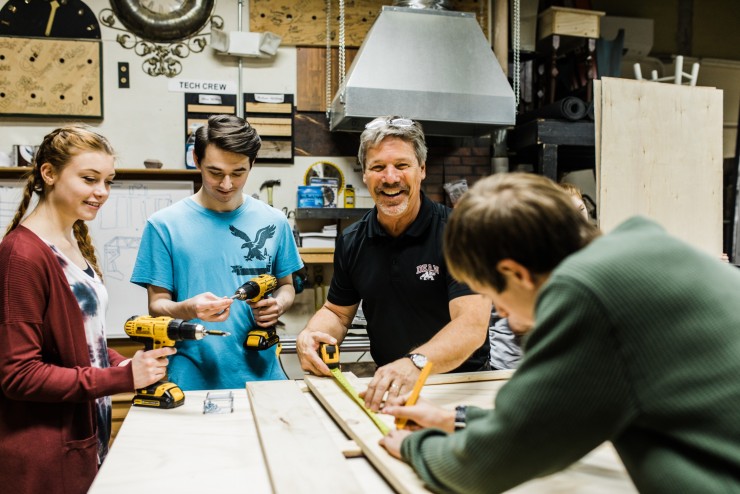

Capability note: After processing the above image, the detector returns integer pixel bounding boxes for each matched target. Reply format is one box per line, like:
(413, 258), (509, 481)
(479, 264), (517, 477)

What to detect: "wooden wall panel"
(250, 0), (489, 47)
(0, 36), (102, 117)
(297, 47), (358, 112)
(595, 78), (724, 255)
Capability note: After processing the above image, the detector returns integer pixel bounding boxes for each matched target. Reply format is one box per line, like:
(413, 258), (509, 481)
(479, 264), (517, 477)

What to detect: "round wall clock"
(0, 0), (101, 39)
(109, 0), (215, 43)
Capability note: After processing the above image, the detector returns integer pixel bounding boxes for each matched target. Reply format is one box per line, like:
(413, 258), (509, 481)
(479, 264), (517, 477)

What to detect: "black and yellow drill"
(230, 274), (280, 351)
(124, 315), (230, 409)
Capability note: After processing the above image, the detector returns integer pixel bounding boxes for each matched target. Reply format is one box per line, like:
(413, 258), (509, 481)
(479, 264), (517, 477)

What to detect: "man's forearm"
(304, 305), (351, 342)
(413, 295), (490, 373)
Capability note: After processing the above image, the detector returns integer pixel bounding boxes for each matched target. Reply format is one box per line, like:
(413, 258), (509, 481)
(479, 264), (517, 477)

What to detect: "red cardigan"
(0, 226), (134, 494)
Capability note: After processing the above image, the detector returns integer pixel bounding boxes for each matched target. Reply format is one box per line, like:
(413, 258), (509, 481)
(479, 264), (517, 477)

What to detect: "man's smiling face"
(362, 136), (426, 220)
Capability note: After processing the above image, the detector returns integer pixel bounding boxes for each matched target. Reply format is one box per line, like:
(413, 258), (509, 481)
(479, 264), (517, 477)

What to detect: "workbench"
(90, 373), (636, 493)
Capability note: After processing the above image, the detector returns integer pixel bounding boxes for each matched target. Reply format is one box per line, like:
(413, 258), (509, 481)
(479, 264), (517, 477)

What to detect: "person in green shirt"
(381, 172), (740, 493)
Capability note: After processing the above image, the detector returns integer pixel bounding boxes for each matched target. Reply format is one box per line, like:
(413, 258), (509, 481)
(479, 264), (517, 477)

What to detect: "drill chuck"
(231, 274), (278, 302)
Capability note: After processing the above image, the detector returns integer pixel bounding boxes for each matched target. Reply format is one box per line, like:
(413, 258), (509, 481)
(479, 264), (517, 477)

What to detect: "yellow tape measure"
(329, 367), (391, 435)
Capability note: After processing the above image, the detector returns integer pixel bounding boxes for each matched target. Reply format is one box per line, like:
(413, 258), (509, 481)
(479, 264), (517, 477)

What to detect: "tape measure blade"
(330, 368), (390, 435)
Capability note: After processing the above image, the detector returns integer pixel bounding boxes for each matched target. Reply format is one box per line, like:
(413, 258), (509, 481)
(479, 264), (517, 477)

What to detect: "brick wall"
(423, 136), (492, 205)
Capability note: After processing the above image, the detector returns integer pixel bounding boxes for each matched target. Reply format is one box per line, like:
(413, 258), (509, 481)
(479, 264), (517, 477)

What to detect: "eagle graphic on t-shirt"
(229, 224), (276, 261)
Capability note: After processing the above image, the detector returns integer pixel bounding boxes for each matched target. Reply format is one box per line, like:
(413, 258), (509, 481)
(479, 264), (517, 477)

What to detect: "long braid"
(73, 220), (103, 279)
(4, 170), (40, 237)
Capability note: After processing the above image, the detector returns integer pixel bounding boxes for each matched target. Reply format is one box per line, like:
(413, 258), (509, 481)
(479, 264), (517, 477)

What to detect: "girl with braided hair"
(0, 125), (175, 493)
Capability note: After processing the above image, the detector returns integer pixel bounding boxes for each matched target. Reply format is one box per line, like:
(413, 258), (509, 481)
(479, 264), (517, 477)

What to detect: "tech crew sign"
(168, 79), (236, 94)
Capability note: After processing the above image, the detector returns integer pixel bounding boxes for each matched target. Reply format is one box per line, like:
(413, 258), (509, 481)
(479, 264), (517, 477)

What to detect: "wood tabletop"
(90, 374), (636, 493)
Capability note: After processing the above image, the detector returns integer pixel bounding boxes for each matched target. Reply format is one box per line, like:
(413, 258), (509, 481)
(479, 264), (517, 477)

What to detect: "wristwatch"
(454, 405), (467, 431)
(405, 353), (428, 370)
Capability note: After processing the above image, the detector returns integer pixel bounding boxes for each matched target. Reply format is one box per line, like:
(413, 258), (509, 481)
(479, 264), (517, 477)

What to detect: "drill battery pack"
(133, 381), (185, 409)
(244, 329), (280, 351)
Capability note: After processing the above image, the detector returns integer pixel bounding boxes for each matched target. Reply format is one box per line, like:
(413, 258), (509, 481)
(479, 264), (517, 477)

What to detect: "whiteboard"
(0, 179), (194, 338)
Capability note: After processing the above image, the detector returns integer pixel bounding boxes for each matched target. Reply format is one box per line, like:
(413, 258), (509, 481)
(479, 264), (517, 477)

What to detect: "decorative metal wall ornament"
(99, 0), (223, 77)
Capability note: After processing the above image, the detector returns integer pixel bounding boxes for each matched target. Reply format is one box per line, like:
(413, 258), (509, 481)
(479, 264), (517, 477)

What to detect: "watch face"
(409, 353), (428, 369)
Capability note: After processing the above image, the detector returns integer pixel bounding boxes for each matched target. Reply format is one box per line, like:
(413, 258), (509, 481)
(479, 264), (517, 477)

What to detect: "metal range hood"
(330, 3), (515, 136)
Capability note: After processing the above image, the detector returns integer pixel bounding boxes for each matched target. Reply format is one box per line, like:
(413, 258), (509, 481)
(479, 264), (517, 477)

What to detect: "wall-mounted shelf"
(295, 208), (370, 220)
(0, 168), (201, 182)
(298, 247), (334, 264)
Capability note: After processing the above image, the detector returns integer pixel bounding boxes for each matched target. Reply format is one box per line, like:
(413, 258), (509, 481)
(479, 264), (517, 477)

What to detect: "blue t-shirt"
(131, 196), (303, 390)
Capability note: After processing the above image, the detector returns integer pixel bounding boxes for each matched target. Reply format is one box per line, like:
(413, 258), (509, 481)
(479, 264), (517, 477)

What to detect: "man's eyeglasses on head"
(365, 118), (415, 130)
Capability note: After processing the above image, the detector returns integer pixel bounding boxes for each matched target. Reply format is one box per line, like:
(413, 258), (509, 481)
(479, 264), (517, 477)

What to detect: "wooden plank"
(296, 47), (359, 112)
(311, 373), (634, 493)
(0, 36), (102, 117)
(246, 102), (292, 114)
(249, 117), (292, 125)
(247, 381), (363, 494)
(596, 78), (723, 255)
(186, 104), (235, 113)
(90, 390), (272, 493)
(252, 123), (292, 137)
(305, 375), (428, 494)
(259, 140), (293, 159)
(250, 0), (489, 48)
(425, 369), (514, 386)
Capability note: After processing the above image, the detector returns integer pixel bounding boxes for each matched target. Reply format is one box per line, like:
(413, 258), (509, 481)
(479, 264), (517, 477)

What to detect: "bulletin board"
(0, 36), (103, 118)
(0, 179), (193, 338)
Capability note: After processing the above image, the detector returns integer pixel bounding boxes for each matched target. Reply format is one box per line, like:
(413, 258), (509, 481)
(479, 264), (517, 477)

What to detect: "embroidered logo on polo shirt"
(416, 264), (439, 281)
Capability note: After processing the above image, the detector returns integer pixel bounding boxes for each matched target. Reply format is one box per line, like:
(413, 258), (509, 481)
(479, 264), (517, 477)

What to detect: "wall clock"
(109, 0), (215, 43)
(0, 0), (101, 39)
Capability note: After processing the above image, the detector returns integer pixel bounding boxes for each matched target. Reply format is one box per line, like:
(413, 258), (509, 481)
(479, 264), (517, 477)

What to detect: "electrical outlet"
(118, 62), (130, 89)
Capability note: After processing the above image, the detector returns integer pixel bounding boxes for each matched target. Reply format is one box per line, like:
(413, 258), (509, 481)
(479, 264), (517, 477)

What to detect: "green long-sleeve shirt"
(402, 217), (740, 493)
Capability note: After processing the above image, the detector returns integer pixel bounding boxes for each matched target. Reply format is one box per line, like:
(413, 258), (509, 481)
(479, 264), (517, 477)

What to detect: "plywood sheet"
(247, 381), (362, 494)
(595, 77), (723, 255)
(250, 0), (489, 47)
(0, 36), (102, 117)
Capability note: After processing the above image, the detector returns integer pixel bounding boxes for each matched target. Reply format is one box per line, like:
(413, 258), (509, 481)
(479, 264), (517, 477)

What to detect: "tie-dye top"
(45, 241), (113, 464)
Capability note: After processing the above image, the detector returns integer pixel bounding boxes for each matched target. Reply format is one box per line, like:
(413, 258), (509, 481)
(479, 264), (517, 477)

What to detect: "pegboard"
(0, 36), (102, 118)
(249, 0), (489, 47)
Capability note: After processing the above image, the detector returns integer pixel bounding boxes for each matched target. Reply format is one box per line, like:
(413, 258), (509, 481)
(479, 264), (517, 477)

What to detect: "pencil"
(395, 362), (433, 429)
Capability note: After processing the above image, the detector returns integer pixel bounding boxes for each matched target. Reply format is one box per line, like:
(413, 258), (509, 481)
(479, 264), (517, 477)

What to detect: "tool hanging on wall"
(259, 179), (281, 206)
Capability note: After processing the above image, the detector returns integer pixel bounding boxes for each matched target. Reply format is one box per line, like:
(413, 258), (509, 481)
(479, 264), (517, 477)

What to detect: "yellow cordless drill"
(230, 274), (280, 351)
(124, 315), (230, 409)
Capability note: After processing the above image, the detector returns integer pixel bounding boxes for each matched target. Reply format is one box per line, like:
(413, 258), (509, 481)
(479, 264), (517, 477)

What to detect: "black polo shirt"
(328, 195), (490, 371)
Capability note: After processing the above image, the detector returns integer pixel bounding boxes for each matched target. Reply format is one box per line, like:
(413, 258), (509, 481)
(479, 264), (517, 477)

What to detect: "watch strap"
(454, 405), (467, 431)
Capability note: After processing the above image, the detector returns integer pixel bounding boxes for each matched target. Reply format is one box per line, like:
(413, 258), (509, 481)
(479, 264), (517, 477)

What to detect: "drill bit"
(205, 330), (231, 337)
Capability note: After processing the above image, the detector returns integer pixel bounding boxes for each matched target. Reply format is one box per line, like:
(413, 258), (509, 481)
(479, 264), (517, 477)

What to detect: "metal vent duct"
(329, 5), (515, 136)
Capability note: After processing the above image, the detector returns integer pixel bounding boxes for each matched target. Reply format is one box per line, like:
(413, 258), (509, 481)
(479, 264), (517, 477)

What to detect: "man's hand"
(248, 297), (283, 327)
(360, 357), (419, 412)
(186, 292), (233, 322)
(130, 347), (177, 389)
(382, 397), (455, 433)
(296, 330), (337, 376)
(379, 429), (413, 459)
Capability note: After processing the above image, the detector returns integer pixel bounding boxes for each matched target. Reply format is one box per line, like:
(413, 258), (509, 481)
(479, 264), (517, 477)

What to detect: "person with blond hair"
(381, 172), (740, 493)
(0, 125), (174, 493)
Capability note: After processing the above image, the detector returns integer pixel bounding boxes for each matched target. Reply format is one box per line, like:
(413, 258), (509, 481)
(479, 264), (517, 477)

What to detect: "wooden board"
(0, 36), (102, 117)
(595, 78), (724, 255)
(308, 372), (635, 493)
(247, 381), (362, 494)
(305, 375), (429, 494)
(297, 46), (358, 112)
(89, 390), (272, 493)
(250, 0), (489, 47)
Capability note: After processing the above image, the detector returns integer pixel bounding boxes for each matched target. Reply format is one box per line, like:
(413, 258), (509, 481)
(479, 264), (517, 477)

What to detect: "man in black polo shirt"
(297, 116), (491, 411)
